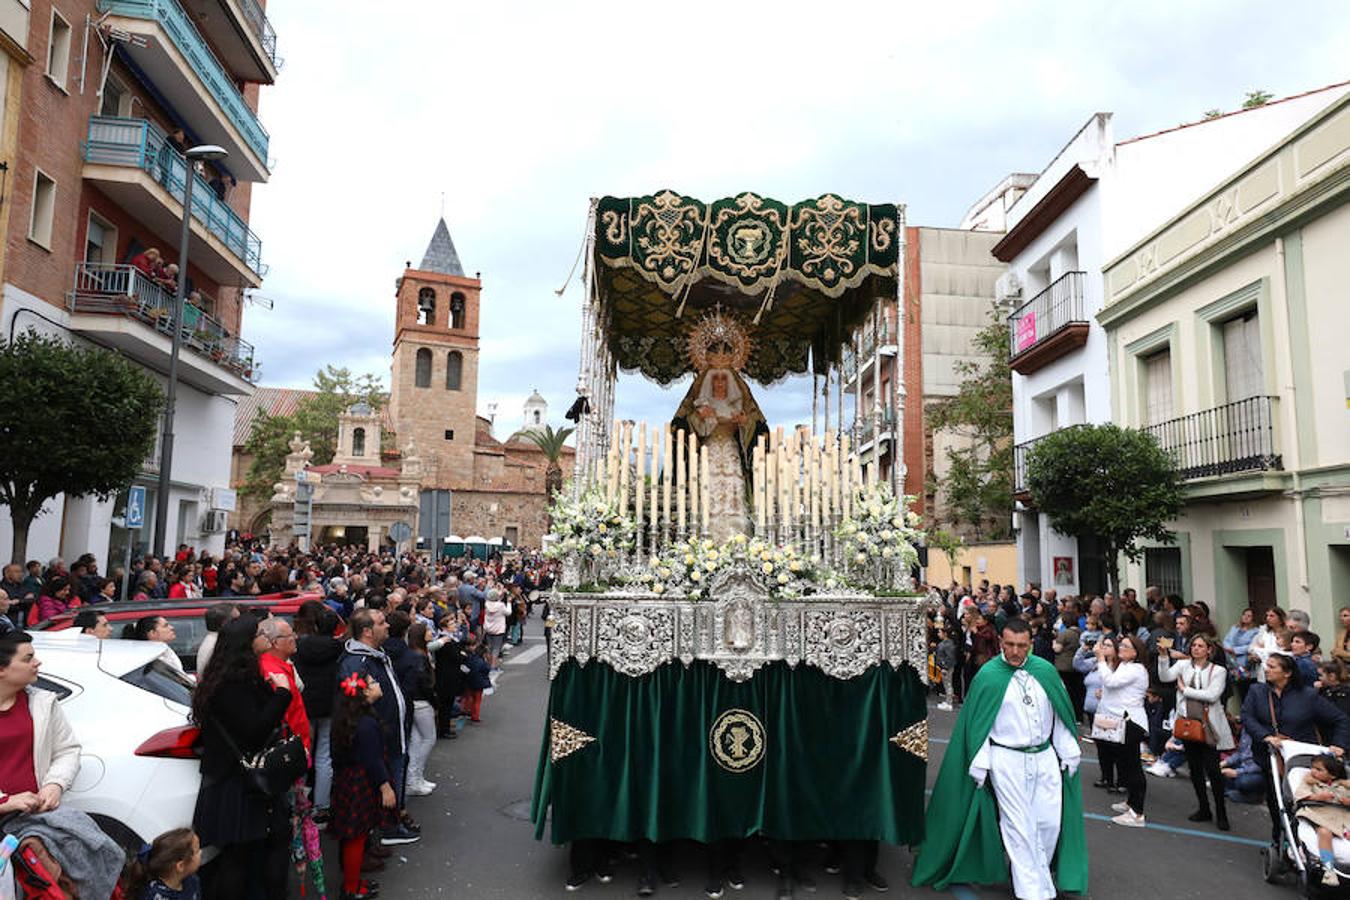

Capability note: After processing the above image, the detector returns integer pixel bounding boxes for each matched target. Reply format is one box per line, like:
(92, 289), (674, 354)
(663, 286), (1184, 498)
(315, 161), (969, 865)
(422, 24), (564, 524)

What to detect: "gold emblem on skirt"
(550, 718), (596, 763)
(709, 708), (765, 773)
(889, 719), (928, 761)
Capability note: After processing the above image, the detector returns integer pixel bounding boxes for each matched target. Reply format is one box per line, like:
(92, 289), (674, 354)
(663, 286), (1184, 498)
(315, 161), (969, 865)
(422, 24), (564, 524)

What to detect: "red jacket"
(259, 654), (311, 755)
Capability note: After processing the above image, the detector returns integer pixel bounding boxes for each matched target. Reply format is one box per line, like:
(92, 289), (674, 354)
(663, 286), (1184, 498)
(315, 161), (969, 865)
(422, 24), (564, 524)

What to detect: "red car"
(34, 591), (328, 672)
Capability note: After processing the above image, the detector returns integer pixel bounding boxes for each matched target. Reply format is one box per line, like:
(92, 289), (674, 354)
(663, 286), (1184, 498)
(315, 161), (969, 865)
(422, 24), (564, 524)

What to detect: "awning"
(594, 191), (900, 385)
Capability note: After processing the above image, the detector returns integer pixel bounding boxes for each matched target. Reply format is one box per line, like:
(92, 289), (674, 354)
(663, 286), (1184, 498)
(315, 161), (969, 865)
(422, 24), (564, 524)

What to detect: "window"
(1222, 312), (1262, 403)
(29, 169), (56, 249)
(533, 410), (541, 424)
(85, 213), (116, 264)
(1144, 350), (1173, 426)
(450, 293), (465, 329)
(352, 427), (366, 457)
(444, 429), (455, 441)
(414, 348), (431, 388)
(418, 287), (436, 325)
(46, 9), (72, 89)
(446, 350), (462, 391)
(100, 75), (129, 117)
(1145, 546), (1183, 597)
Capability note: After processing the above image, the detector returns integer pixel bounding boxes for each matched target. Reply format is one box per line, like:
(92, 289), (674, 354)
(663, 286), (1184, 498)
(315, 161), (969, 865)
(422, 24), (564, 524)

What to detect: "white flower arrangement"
(834, 483), (924, 580)
(630, 533), (842, 600)
(544, 482), (637, 563)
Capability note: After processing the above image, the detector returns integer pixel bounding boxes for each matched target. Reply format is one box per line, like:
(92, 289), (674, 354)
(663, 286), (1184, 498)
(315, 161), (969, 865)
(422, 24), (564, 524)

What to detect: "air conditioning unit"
(201, 510), (229, 533)
(995, 270), (1023, 304)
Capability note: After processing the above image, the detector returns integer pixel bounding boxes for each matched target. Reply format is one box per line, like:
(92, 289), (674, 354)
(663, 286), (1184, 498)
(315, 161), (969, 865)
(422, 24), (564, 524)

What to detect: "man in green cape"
(912, 617), (1088, 899)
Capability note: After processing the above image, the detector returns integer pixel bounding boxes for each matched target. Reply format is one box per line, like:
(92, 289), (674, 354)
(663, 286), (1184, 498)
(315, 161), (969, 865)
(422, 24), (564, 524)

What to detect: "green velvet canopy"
(594, 191), (901, 385)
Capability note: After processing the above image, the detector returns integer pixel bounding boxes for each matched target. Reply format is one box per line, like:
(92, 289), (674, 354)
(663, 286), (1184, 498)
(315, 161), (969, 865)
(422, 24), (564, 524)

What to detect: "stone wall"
(450, 490), (554, 550)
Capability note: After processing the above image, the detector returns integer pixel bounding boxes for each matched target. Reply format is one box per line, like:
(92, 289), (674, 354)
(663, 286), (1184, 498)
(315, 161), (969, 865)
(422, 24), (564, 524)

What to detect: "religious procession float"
(531, 191), (932, 848)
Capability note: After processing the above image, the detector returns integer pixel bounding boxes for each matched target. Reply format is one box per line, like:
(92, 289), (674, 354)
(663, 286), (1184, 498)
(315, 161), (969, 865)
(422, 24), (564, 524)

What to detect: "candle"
(649, 426), (659, 538)
(677, 428), (687, 535)
(755, 437), (767, 532)
(635, 422), (646, 532)
(700, 447), (710, 535)
(689, 431), (699, 536)
(841, 434), (853, 518)
(619, 420), (632, 512)
(810, 438), (820, 530)
(662, 424), (672, 534)
(608, 420), (621, 501)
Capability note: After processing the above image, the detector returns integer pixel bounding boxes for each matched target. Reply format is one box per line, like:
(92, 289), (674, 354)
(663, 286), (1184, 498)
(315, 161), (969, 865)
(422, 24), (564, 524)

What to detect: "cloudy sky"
(243, 0), (1348, 437)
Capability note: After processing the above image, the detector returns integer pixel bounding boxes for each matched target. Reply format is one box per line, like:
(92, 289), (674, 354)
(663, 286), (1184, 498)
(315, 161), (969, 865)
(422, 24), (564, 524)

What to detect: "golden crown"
(687, 310), (752, 372)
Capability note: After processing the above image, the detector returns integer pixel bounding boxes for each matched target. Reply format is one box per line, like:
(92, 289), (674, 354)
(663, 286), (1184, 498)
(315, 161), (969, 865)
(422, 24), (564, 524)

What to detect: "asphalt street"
(338, 633), (1295, 900)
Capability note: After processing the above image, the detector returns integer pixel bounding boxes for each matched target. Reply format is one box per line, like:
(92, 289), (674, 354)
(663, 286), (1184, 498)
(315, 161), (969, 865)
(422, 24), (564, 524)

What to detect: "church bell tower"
(388, 219), (481, 491)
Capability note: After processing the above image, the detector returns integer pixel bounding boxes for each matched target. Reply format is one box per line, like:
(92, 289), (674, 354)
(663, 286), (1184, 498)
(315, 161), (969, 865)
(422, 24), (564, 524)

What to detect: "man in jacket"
(2, 563), (34, 626)
(338, 609), (417, 846)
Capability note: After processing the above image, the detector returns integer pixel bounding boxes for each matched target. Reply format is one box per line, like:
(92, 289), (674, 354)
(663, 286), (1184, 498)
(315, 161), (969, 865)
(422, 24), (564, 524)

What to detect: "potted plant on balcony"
(145, 306), (169, 322)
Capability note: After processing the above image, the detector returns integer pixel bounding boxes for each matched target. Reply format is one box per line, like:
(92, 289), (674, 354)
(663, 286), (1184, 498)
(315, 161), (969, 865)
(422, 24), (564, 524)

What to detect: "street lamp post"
(152, 144), (228, 558)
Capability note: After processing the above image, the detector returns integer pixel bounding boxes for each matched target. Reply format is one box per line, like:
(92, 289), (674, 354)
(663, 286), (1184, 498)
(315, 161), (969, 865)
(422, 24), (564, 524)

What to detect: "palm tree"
(524, 424), (574, 504)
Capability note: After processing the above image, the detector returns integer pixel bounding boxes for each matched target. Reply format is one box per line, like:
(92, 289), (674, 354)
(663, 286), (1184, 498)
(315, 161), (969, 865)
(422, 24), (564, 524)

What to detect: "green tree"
(242, 366), (385, 501)
(925, 307), (1014, 540)
(1024, 423), (1183, 595)
(522, 424), (575, 504)
(0, 334), (164, 562)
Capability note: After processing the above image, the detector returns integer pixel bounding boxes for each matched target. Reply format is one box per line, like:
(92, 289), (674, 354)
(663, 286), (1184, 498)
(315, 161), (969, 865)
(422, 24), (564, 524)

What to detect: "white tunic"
(969, 658), (1081, 900)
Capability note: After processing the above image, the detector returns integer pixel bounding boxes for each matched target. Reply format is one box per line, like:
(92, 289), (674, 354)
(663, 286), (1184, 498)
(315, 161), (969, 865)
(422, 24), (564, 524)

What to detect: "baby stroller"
(1262, 739), (1350, 897)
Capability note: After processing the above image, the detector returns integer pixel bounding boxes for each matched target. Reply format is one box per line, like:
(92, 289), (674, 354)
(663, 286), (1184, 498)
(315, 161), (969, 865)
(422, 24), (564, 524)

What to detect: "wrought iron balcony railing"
(237, 0), (279, 68)
(68, 263), (257, 379)
(1144, 396), (1282, 481)
(97, 0), (271, 162)
(83, 116), (264, 277)
(1008, 271), (1087, 358)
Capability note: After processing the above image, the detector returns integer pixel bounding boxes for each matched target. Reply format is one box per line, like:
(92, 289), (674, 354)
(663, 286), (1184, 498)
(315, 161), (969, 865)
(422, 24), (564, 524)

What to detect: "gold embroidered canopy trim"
(593, 191), (901, 385)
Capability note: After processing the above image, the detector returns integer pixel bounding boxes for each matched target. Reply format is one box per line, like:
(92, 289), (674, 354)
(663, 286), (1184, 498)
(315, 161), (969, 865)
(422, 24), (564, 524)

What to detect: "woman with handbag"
(191, 616), (295, 899)
(1089, 636), (1121, 793)
(1159, 633), (1234, 831)
(1095, 634), (1150, 827)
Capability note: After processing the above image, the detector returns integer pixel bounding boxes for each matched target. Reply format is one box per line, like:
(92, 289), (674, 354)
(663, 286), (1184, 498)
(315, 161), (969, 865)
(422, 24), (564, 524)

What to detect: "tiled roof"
(420, 218), (465, 277)
(233, 386), (318, 446)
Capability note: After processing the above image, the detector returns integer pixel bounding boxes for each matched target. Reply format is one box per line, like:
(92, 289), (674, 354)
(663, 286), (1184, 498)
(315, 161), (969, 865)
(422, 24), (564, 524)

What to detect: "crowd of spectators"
(1, 539), (557, 900)
(926, 580), (1350, 843)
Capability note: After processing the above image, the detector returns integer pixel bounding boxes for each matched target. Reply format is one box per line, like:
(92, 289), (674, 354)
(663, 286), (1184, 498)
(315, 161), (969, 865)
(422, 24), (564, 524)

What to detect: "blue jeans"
(311, 717), (332, 810)
(389, 750), (408, 811)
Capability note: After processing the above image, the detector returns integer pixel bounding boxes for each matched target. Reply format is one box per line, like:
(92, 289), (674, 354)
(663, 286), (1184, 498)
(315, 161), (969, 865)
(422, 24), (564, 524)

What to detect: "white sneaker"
(419, 779), (437, 793)
(1112, 810), (1145, 828)
(1323, 869), (1340, 887)
(1111, 801), (1130, 814)
(936, 701), (953, 711)
(406, 780), (434, 797)
(1145, 762), (1174, 778)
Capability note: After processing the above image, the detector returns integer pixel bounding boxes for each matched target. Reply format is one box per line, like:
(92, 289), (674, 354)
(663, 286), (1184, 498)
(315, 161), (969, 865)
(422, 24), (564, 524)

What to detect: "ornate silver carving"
(595, 607), (676, 677)
(546, 560), (928, 683)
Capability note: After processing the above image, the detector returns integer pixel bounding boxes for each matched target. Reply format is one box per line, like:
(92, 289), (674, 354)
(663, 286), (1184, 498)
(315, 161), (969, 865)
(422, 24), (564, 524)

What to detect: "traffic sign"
(126, 486), (146, 530)
(388, 521), (413, 542)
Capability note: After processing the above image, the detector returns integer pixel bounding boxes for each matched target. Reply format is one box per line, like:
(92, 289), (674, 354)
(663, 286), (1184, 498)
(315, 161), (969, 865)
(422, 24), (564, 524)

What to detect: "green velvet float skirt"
(531, 659), (928, 845)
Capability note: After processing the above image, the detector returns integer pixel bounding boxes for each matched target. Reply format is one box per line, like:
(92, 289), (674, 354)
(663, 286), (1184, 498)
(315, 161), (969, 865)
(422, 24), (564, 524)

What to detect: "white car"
(27, 632), (202, 854)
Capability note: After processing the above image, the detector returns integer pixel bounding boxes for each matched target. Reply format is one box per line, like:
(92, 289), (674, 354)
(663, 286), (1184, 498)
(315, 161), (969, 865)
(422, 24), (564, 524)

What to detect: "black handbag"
(215, 719), (308, 797)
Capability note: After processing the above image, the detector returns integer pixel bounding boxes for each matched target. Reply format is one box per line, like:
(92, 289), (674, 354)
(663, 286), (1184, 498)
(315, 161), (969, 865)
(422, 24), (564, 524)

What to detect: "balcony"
(843, 318), (897, 385)
(68, 263), (256, 395)
(1013, 424), (1088, 502)
(97, 0), (270, 180)
(856, 409), (897, 450)
(83, 116), (264, 286)
(1008, 271), (1089, 376)
(1145, 396), (1283, 482)
(180, 0), (280, 84)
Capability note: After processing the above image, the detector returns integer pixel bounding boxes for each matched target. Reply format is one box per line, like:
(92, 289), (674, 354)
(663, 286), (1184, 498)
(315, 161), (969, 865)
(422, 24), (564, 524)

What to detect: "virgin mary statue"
(672, 312), (768, 544)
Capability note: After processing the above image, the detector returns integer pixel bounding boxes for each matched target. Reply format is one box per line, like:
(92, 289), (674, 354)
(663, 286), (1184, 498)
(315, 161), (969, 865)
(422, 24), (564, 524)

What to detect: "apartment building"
(999, 81), (1350, 596)
(1100, 92), (1350, 632)
(0, 0), (278, 564)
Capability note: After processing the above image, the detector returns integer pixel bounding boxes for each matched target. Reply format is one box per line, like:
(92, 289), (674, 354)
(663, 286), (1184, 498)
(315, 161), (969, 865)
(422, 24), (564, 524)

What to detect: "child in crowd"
(331, 673), (396, 900)
(1294, 753), (1350, 887)
(935, 626), (956, 711)
(461, 633), (492, 724)
(125, 827), (202, 900)
(1321, 661), (1350, 716)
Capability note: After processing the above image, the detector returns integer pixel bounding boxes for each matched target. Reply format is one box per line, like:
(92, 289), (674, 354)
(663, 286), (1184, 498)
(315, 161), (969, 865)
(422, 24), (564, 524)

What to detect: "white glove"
(969, 765), (988, 788)
(1061, 759), (1080, 777)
